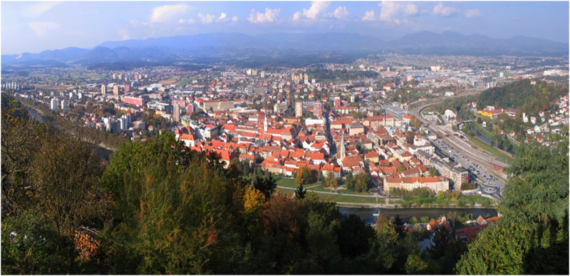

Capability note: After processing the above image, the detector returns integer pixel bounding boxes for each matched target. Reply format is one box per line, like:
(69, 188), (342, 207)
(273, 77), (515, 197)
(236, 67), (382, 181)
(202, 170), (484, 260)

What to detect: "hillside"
(477, 79), (569, 116)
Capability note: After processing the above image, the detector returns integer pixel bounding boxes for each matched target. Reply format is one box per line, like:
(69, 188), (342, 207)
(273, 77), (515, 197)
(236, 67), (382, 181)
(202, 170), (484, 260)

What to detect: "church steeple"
(339, 132), (346, 160)
(263, 112), (268, 133)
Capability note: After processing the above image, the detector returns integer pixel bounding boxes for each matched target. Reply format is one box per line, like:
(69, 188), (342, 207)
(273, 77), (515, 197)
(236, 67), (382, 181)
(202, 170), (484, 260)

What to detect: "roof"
(385, 176), (448, 184)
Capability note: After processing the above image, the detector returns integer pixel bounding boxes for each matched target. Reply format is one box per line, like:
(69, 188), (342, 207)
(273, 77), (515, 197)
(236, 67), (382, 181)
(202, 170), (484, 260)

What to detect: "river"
(339, 207), (497, 224)
(468, 124), (492, 144)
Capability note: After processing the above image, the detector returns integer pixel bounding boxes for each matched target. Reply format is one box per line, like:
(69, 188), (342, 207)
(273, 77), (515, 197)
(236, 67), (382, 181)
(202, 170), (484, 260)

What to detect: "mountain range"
(2, 31), (568, 67)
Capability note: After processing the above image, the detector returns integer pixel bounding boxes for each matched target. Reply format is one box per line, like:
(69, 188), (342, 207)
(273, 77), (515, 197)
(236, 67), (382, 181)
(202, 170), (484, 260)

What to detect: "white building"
(50, 98), (59, 111)
(61, 99), (69, 113)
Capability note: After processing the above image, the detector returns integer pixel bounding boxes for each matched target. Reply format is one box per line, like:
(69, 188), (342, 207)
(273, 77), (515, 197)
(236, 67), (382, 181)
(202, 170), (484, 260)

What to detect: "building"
(101, 85), (107, 95)
(113, 85), (120, 96)
(274, 102), (288, 113)
(122, 96), (145, 107)
(61, 99), (68, 113)
(50, 98), (59, 111)
(124, 83), (130, 94)
(383, 176), (450, 194)
(363, 115), (396, 128)
(173, 103), (181, 123)
(314, 101), (323, 118)
(201, 99), (234, 111)
(295, 102), (303, 117)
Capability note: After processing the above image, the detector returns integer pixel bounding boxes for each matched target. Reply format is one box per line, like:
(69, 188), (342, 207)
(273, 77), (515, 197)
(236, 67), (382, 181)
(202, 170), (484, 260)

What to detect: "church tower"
(264, 112), (268, 133)
(339, 133), (346, 160)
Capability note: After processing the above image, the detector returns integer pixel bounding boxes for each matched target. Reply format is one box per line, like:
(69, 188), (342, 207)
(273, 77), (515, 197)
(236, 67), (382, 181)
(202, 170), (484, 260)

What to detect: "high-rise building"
(113, 85), (119, 95)
(118, 74), (123, 80)
(101, 84), (107, 94)
(295, 102), (303, 117)
(112, 73), (116, 79)
(260, 71), (266, 78)
(124, 83), (130, 94)
(187, 103), (195, 114)
(61, 99), (68, 113)
(173, 103), (180, 123)
(50, 98), (59, 111)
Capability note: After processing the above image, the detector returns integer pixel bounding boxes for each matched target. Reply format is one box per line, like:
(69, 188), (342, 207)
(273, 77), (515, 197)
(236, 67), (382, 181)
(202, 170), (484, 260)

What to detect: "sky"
(2, 1), (569, 55)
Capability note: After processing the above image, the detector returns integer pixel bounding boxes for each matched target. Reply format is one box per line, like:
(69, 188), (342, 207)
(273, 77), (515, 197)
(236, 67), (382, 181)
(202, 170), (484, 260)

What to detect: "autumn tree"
(31, 133), (110, 236)
(1, 96), (42, 217)
(295, 167), (312, 185)
(457, 140), (569, 274)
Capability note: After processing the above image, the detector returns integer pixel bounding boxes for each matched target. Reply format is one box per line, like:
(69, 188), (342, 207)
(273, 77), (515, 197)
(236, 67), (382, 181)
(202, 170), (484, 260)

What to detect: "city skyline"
(2, 1), (569, 55)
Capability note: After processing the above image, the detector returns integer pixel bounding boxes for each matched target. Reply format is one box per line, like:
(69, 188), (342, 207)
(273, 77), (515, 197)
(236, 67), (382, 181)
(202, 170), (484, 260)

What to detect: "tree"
(397, 164), (407, 172)
(437, 191), (445, 200)
(295, 167), (312, 185)
(1, 211), (84, 274)
(429, 167), (439, 177)
(428, 223), (466, 274)
(295, 183), (307, 199)
(1, 97), (41, 217)
(31, 134), (111, 236)
(457, 140), (569, 275)
(345, 172), (355, 191)
(409, 216), (418, 224)
(100, 133), (249, 274)
(356, 173), (371, 192)
(252, 172), (277, 200)
(405, 131), (415, 144)
(325, 172), (338, 189)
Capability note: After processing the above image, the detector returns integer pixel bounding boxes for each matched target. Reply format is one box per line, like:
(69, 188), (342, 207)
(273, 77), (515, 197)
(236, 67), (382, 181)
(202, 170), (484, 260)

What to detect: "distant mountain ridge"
(2, 31), (568, 66)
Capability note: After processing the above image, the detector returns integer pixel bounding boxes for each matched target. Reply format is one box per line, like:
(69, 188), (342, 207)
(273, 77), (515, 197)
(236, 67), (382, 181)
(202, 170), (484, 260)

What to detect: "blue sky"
(2, 1), (568, 55)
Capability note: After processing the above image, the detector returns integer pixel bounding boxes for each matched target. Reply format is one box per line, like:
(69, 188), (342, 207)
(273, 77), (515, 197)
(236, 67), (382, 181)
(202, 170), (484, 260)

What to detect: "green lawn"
(276, 188), (383, 204)
(472, 121), (494, 141)
(276, 177), (298, 188)
(465, 134), (513, 162)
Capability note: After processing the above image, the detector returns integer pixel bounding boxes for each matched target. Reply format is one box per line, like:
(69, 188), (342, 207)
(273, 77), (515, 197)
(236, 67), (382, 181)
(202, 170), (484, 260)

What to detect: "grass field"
(465, 134), (513, 162)
(472, 121), (495, 141)
(36, 85), (74, 90)
(276, 187), (383, 204)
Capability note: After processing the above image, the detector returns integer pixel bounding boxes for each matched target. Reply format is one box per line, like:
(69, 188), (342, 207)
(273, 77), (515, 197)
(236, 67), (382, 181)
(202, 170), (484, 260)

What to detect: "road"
(407, 89), (506, 200)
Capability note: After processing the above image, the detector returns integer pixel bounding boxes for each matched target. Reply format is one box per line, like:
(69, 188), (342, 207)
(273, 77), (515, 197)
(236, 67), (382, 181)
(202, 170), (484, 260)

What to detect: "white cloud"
(198, 13), (215, 24)
(150, 4), (191, 23)
(333, 6), (349, 20)
(118, 29), (130, 40)
(178, 18), (196, 24)
(378, 2), (422, 23)
(433, 3), (458, 17)
(362, 10), (376, 21)
(404, 3), (419, 16)
(232, 16), (239, 22)
(378, 2), (401, 22)
(28, 21), (60, 37)
(292, 11), (302, 21)
(464, 9), (482, 18)
(248, 8), (280, 23)
(23, 1), (62, 18)
(218, 12), (227, 21)
(302, 1), (330, 20)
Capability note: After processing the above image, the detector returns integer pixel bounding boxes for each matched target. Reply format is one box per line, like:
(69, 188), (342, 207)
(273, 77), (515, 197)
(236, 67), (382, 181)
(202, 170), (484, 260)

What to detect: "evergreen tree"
(295, 183), (306, 199)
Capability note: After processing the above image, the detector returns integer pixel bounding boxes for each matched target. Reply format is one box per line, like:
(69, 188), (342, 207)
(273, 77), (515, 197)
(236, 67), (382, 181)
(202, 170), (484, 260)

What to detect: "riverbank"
(276, 187), (496, 209)
(339, 207), (498, 224)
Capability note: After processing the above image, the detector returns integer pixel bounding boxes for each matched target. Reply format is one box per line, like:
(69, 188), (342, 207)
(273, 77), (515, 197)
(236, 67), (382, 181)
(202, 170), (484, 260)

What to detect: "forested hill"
(477, 79), (568, 116)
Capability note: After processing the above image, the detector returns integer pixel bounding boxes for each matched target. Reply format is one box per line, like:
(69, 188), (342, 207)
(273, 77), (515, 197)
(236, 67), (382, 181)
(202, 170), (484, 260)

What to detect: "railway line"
(407, 89), (510, 184)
